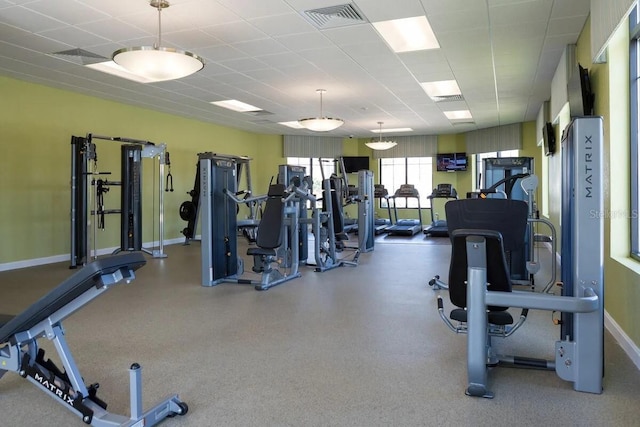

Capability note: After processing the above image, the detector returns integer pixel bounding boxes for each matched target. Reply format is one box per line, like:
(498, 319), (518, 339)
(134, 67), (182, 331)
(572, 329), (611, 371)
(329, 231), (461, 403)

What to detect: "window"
(473, 149), (520, 189)
(379, 157), (433, 208)
(630, 5), (640, 259)
(286, 157), (335, 201)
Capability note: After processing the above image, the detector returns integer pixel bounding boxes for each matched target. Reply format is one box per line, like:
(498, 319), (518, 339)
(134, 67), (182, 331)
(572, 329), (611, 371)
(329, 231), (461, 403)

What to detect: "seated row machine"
(0, 252), (187, 425)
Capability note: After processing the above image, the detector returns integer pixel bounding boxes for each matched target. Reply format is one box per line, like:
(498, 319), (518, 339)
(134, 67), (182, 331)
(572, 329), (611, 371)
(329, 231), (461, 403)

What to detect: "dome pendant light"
(366, 122), (397, 150)
(112, 0), (205, 82)
(298, 89), (344, 132)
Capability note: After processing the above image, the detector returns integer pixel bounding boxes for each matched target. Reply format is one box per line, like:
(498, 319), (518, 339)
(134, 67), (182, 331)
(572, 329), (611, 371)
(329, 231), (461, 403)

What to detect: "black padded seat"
(248, 184), (285, 255)
(247, 247), (277, 256)
(450, 308), (514, 326)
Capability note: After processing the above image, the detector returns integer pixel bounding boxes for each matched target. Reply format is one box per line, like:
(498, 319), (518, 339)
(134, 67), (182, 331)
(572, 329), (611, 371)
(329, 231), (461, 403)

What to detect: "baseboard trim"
(0, 238), (184, 272)
(605, 310), (640, 371)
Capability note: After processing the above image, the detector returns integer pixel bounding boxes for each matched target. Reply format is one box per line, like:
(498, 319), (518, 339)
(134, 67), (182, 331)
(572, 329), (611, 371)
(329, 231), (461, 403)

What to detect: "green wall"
(581, 17), (640, 349)
(0, 76), (274, 262)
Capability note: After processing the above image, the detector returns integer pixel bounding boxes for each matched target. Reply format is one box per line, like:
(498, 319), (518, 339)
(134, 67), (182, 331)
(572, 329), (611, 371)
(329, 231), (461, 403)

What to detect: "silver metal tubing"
(485, 289), (599, 313)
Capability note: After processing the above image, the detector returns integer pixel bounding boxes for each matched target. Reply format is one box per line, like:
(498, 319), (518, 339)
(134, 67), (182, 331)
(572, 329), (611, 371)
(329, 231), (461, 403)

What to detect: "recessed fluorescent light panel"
(444, 110), (473, 120)
(421, 80), (461, 98)
(86, 61), (159, 83)
(372, 16), (439, 53)
(371, 127), (413, 133)
(279, 121), (305, 129)
(211, 100), (263, 112)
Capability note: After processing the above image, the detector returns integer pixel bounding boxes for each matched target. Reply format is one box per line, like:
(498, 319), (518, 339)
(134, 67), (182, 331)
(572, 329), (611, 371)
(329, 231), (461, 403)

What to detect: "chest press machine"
(436, 117), (604, 398)
(0, 252), (188, 425)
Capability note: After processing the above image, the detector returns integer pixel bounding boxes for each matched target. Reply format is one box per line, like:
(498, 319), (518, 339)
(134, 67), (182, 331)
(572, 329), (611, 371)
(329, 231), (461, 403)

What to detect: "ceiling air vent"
(430, 94), (465, 103)
(304, 3), (368, 29)
(49, 48), (107, 65)
(245, 110), (274, 117)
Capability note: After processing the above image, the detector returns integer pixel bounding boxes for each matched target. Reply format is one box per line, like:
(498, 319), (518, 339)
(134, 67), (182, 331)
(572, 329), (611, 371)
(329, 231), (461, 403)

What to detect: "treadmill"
(386, 184), (423, 236)
(423, 184), (458, 237)
(373, 184), (392, 234)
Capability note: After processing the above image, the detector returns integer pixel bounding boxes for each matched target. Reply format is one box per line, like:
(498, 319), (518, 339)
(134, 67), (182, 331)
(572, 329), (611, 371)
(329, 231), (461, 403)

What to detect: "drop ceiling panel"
(427, 9), (489, 34)
(420, 0), (487, 15)
(0, 6), (68, 32)
(489, 0), (554, 26)
(344, 0), (425, 22)
(249, 12), (315, 37)
(202, 21), (268, 43)
(0, 0), (590, 137)
(76, 18), (153, 42)
(23, 0), (110, 25)
(162, 30), (222, 49)
(232, 38), (289, 56)
(548, 15), (589, 36)
(215, 0), (295, 19)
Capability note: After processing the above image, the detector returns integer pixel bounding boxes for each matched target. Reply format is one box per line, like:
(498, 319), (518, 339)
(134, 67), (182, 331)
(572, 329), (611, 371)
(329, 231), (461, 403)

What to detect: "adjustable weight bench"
(0, 252), (188, 426)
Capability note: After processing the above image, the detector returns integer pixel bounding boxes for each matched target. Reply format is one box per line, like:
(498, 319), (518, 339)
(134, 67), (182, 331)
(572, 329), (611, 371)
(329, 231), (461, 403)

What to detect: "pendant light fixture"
(298, 89), (344, 132)
(366, 122), (397, 150)
(112, 0), (205, 82)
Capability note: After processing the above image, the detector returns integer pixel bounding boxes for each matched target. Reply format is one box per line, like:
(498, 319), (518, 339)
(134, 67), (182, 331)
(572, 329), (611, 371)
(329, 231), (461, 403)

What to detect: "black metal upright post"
(121, 145), (143, 252)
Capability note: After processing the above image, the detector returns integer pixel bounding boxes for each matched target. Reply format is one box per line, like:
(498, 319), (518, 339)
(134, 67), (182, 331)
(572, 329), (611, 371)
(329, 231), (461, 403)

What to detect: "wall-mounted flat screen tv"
(543, 122), (556, 156)
(342, 156), (370, 173)
(436, 152), (467, 172)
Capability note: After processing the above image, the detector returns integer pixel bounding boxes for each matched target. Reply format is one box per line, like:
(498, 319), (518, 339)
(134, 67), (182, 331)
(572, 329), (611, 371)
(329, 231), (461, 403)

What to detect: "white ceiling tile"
(76, 18), (151, 42)
(489, 0), (553, 26)
(196, 44), (246, 62)
(551, 0), (590, 18)
(0, 5), (67, 32)
(202, 21), (268, 44)
(218, 56), (269, 72)
(547, 15), (588, 37)
(249, 12), (315, 37)
(215, 0), (294, 19)
(23, 0), (110, 25)
(38, 26), (110, 48)
(232, 38), (288, 57)
(162, 29), (222, 49)
(355, 0), (426, 22)
(274, 31), (335, 52)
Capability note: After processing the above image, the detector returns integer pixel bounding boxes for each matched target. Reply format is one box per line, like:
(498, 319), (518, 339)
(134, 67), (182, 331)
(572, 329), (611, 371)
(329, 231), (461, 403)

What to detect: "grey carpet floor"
(0, 237), (638, 426)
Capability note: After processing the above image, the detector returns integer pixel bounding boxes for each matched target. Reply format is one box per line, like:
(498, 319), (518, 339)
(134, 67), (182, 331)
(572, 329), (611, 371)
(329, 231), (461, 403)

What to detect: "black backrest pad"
(445, 198), (528, 252)
(445, 199), (528, 311)
(256, 184), (286, 249)
(0, 252), (146, 344)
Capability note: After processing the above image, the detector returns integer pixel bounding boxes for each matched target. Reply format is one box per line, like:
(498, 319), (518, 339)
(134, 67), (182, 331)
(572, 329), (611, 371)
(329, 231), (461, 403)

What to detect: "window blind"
(283, 135), (343, 158)
(591, 0), (636, 62)
(465, 123), (522, 154)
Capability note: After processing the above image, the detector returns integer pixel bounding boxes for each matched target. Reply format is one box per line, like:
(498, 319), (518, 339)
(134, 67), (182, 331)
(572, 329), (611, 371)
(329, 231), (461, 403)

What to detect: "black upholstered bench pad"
(0, 252), (146, 344)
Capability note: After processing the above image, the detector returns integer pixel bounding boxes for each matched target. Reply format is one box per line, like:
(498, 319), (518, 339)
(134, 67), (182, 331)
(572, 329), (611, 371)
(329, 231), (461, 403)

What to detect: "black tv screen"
(342, 156), (369, 173)
(568, 63), (595, 117)
(543, 122), (556, 156)
(436, 152), (467, 171)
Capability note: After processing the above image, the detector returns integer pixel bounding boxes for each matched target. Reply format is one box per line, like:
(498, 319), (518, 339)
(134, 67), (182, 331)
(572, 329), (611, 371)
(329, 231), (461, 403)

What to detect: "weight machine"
(435, 116), (604, 398)
(200, 154), (301, 290)
(179, 153), (257, 244)
(70, 134), (168, 268)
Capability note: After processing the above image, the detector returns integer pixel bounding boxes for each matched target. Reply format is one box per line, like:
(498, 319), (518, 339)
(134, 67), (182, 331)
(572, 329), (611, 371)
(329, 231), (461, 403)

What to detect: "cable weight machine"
(70, 134), (169, 268)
